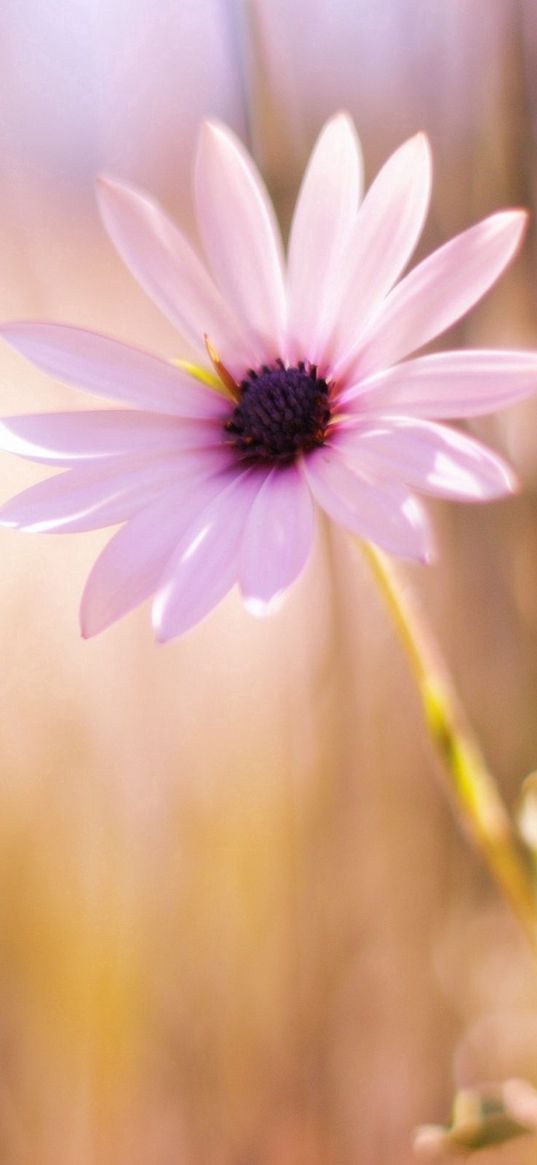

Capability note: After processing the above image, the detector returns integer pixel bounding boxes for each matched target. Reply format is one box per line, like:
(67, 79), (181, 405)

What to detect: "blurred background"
(0, 0), (537, 1161)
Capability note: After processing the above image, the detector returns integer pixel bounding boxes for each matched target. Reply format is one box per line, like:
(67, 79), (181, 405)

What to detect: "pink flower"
(1, 114), (536, 641)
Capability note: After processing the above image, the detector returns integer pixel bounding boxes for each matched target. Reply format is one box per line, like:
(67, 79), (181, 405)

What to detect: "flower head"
(1, 114), (537, 641)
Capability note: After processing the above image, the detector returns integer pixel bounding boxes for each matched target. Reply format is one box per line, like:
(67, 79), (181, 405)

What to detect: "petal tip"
(79, 612), (96, 639)
(151, 594), (172, 644)
(195, 120), (237, 188)
(152, 621), (174, 646)
(95, 173), (125, 203)
(507, 207), (529, 247)
(505, 466), (521, 495)
(199, 118), (230, 149)
(492, 207), (529, 248)
(95, 173), (156, 220)
(243, 591), (286, 619)
(95, 171), (140, 205)
(197, 119), (251, 170)
(414, 131), (432, 167)
(326, 109), (355, 133)
(323, 110), (362, 161)
(152, 620), (171, 645)
(507, 206), (529, 225)
(482, 458), (520, 500)
(79, 595), (111, 639)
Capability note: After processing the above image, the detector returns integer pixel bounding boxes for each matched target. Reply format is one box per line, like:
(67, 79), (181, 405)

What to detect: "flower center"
(224, 360), (331, 465)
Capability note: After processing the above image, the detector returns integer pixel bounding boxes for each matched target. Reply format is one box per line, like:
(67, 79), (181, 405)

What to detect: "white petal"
(286, 113), (363, 363)
(344, 349), (537, 419)
(80, 471), (230, 637)
(0, 453), (186, 533)
(97, 175), (256, 376)
(0, 410), (223, 464)
(327, 134), (432, 369)
(301, 445), (433, 561)
(0, 323), (229, 418)
(153, 469), (267, 642)
(350, 210), (528, 378)
(336, 418), (517, 500)
(195, 121), (286, 359)
(239, 465), (315, 609)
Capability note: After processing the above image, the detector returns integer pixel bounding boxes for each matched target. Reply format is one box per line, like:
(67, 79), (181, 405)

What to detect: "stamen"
(204, 335), (240, 401)
(224, 360), (332, 465)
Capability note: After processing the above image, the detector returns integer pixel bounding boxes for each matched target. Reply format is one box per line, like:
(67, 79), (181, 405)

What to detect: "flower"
(1, 114), (537, 642)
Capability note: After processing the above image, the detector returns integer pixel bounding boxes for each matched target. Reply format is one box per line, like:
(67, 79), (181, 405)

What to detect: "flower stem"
(360, 540), (537, 955)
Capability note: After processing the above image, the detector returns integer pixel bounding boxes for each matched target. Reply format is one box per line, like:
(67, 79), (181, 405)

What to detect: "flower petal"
(349, 210), (527, 379)
(286, 113), (363, 363)
(0, 323), (229, 418)
(301, 445), (433, 561)
(344, 349), (537, 419)
(239, 465), (314, 611)
(0, 453), (192, 533)
(153, 469), (267, 642)
(80, 471), (230, 637)
(0, 410), (223, 465)
(327, 133), (432, 369)
(96, 176), (256, 376)
(336, 418), (517, 500)
(195, 121), (286, 358)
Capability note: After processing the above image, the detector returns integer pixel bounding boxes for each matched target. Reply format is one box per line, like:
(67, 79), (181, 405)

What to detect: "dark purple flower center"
(224, 360), (331, 465)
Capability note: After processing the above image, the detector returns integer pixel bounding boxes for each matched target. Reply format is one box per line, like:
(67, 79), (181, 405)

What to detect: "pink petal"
(0, 453), (190, 533)
(239, 465), (315, 611)
(0, 410), (223, 465)
(349, 210), (527, 379)
(301, 445), (433, 561)
(335, 418), (517, 500)
(343, 349), (537, 419)
(286, 113), (363, 363)
(195, 121), (286, 359)
(80, 471), (231, 637)
(327, 134), (432, 370)
(0, 323), (229, 418)
(96, 176), (256, 376)
(153, 469), (267, 642)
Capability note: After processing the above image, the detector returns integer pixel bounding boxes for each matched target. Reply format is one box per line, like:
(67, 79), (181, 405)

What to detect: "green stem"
(360, 540), (537, 956)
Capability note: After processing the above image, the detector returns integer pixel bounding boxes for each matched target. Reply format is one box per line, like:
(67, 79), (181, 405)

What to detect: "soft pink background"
(0, 2), (537, 1161)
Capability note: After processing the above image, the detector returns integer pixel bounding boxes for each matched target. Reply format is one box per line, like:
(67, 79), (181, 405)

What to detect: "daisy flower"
(1, 114), (537, 641)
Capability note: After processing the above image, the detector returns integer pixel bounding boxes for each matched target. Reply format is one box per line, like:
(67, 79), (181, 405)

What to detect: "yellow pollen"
(170, 357), (221, 389)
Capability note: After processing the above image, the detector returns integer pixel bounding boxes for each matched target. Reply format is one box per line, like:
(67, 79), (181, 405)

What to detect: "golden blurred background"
(0, 1), (537, 1161)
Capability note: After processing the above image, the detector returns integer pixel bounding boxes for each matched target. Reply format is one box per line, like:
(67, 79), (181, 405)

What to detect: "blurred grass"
(0, 1), (537, 1162)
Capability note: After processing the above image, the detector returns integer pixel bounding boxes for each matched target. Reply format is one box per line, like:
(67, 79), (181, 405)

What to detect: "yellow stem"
(360, 540), (537, 956)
